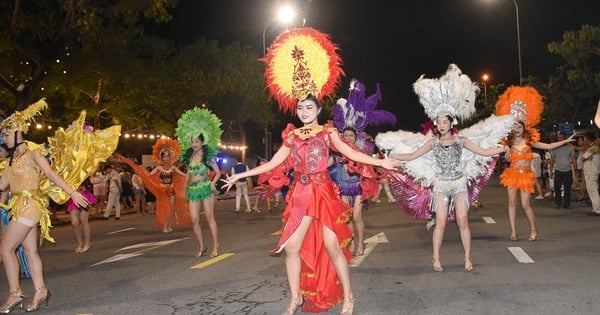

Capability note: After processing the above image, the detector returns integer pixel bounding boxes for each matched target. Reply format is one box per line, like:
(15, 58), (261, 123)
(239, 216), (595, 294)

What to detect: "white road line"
(482, 216), (496, 224)
(350, 232), (389, 267)
(508, 247), (535, 263)
(106, 227), (135, 235)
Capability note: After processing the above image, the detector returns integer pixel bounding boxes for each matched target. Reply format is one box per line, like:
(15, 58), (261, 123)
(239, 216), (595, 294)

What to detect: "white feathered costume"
(375, 64), (514, 220)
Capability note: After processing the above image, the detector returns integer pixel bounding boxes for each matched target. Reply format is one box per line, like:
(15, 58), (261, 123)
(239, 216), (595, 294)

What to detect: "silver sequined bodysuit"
(432, 137), (465, 180)
(431, 137), (469, 210)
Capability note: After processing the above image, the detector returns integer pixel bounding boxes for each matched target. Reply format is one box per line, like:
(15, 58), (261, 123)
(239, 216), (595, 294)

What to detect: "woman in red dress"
(223, 95), (398, 314)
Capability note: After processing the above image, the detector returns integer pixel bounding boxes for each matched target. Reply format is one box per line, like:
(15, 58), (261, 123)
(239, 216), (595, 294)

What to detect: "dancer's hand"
(70, 191), (89, 208)
(380, 158), (400, 170)
(220, 174), (240, 192)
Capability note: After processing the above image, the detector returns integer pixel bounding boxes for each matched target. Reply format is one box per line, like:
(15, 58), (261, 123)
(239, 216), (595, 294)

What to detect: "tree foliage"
(546, 23), (600, 127)
(0, 0), (177, 115)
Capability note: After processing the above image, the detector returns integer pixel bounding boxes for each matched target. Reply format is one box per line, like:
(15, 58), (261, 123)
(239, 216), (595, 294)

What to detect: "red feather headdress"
(263, 28), (344, 114)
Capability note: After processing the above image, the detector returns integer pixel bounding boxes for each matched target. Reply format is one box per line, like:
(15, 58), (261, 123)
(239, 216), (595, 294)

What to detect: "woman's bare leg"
(189, 200), (205, 253)
(507, 188), (519, 240)
(432, 194), (448, 271)
(0, 222), (33, 306)
(70, 210), (83, 250)
(202, 197), (219, 256)
(282, 216), (313, 312)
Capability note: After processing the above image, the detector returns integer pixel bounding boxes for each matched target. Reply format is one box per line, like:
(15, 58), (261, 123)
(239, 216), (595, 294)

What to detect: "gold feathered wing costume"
(36, 111), (120, 242)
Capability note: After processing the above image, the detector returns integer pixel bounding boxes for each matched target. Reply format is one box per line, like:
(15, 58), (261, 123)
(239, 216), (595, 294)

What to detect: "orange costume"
(501, 145), (535, 193)
(117, 139), (190, 229)
(496, 86), (543, 193)
(272, 123), (352, 312)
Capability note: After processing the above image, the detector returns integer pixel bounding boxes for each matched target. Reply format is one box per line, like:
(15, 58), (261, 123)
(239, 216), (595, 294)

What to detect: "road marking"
(106, 227), (135, 235)
(91, 237), (189, 267)
(270, 230), (282, 236)
(116, 238), (190, 252)
(350, 232), (389, 267)
(508, 247), (535, 263)
(91, 253), (143, 267)
(190, 253), (234, 269)
(482, 216), (496, 224)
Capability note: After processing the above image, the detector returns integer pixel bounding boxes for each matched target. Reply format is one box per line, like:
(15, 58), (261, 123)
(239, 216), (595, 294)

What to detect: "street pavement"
(2, 176), (600, 315)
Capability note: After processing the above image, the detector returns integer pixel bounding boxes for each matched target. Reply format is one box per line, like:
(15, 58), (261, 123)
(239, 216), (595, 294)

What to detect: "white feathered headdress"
(413, 64), (479, 123)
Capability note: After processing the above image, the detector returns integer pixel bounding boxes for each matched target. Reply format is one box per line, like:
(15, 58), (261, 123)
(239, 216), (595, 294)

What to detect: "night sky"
(161, 0), (600, 131)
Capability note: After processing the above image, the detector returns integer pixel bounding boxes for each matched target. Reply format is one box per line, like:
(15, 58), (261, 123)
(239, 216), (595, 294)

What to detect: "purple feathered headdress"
(333, 79), (397, 132)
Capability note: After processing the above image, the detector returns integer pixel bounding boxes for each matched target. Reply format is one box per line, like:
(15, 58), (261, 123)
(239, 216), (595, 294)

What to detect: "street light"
(483, 0), (522, 85)
(482, 73), (489, 101)
(261, 4), (296, 159)
(262, 4), (295, 56)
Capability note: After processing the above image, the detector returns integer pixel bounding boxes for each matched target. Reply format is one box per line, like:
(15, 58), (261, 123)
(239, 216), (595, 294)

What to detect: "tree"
(546, 23), (600, 128)
(0, 0), (177, 115)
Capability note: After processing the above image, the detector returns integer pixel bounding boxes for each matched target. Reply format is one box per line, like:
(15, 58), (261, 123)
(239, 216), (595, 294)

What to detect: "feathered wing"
(375, 129), (436, 187)
(458, 114), (515, 180)
(41, 111), (120, 204)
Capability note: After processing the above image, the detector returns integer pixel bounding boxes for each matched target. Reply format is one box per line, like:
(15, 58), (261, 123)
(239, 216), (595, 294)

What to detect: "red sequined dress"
(272, 123), (352, 313)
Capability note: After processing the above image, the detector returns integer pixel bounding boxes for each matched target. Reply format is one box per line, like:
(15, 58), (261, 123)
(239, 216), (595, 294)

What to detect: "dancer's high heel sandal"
(195, 247), (208, 257)
(340, 297), (354, 315)
(464, 258), (474, 272)
(210, 243), (221, 258)
(510, 229), (518, 241)
(25, 287), (51, 312)
(528, 229), (538, 242)
(281, 296), (304, 315)
(432, 258), (444, 272)
(0, 289), (25, 314)
(353, 243), (365, 257)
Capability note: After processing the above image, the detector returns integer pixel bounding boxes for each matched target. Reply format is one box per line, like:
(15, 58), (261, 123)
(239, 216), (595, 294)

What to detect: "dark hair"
(180, 133), (210, 166)
(432, 115), (458, 137)
(299, 94), (321, 108)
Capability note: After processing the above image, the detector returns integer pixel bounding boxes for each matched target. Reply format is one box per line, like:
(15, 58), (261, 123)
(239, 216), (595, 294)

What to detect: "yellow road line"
(270, 230), (282, 236)
(190, 253), (234, 269)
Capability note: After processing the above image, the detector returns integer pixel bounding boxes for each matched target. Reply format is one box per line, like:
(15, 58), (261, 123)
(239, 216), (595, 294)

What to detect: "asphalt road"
(1, 177), (599, 315)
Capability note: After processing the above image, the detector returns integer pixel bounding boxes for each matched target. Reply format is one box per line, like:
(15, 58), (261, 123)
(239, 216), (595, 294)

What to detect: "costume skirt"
(272, 173), (352, 313)
(66, 189), (96, 212)
(186, 179), (213, 201)
(500, 167), (535, 193)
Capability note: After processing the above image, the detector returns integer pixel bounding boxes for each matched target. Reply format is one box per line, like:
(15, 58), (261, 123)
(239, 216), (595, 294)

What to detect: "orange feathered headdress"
(495, 86), (544, 128)
(152, 138), (181, 164)
(263, 27), (344, 114)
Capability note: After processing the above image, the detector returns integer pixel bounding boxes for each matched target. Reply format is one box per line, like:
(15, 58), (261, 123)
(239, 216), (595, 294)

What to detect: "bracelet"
(69, 190), (75, 196)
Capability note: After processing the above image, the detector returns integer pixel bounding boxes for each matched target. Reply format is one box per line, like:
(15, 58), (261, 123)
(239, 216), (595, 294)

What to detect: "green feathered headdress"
(175, 107), (223, 152)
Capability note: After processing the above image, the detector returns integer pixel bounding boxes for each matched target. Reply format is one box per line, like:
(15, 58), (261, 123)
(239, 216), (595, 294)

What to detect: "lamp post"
(262, 5), (295, 56)
(482, 73), (489, 101)
(482, 0), (522, 85)
(261, 5), (295, 160)
(512, 0), (523, 86)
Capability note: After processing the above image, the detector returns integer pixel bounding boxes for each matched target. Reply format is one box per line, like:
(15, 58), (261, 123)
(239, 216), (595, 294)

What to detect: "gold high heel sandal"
(0, 289), (25, 314)
(281, 296), (304, 315)
(340, 297), (354, 315)
(195, 247), (208, 257)
(465, 258), (474, 272)
(25, 287), (50, 312)
(210, 243), (221, 258)
(510, 229), (518, 241)
(528, 229), (538, 241)
(432, 258), (444, 272)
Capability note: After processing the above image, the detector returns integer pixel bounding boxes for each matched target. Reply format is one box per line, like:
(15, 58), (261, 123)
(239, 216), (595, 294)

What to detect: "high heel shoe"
(528, 229), (538, 241)
(0, 289), (25, 314)
(195, 247), (208, 257)
(352, 243), (365, 257)
(464, 258), (474, 272)
(281, 296), (304, 315)
(25, 288), (50, 312)
(210, 243), (220, 258)
(432, 258), (444, 272)
(340, 297), (354, 315)
(510, 229), (518, 241)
